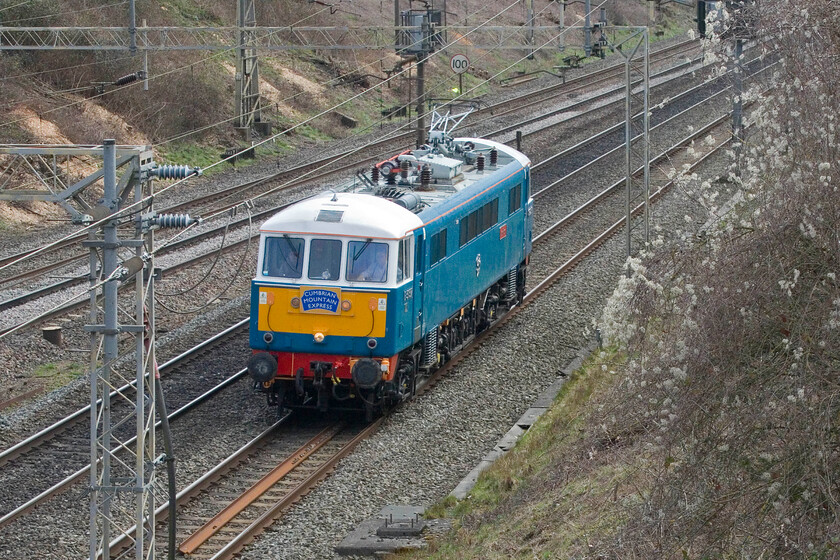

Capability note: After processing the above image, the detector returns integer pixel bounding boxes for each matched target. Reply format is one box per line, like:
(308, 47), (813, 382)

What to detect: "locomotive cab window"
(308, 238), (342, 281)
(397, 237), (412, 282)
(509, 183), (522, 214)
(347, 240), (389, 283)
(263, 235), (304, 279)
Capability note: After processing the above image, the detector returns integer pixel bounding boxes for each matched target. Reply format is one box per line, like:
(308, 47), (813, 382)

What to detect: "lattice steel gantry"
(0, 142), (162, 560)
(234, 0), (268, 138)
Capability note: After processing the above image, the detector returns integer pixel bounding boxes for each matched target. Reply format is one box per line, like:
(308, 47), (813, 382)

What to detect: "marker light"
(290, 297), (300, 309)
(313, 332), (325, 343)
(341, 299), (352, 311)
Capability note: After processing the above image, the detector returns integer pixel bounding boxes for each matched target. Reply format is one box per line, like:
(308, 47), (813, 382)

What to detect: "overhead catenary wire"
(0, 4), (337, 111)
(0, 0), (522, 275)
(344, 0), (562, 140)
(144, 0), (610, 256)
(0, 0), (542, 153)
(0, 4), (341, 274)
(0, 53), (137, 83)
(150, 1), (608, 255)
(0, 1), (129, 25)
(0, 4), (336, 132)
(155, 208), (238, 298)
(0, 1), (30, 13)
(146, 0), (529, 249)
(149, 0), (510, 149)
(0, 54), (144, 111)
(1, 2), (662, 342)
(154, 206), (254, 314)
(0, 1), (611, 334)
(166, 1), (569, 211)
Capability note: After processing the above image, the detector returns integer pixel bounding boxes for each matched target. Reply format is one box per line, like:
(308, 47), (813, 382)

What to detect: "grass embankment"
(399, 350), (635, 559)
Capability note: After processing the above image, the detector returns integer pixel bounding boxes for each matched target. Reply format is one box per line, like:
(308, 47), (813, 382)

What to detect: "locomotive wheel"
(407, 370), (417, 398)
(517, 267), (527, 303)
(475, 309), (486, 333)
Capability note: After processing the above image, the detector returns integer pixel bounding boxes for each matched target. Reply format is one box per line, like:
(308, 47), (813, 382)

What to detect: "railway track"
(113, 99), (750, 560)
(0, 320), (249, 527)
(104, 420), (376, 559)
(174, 422), (364, 559)
(0, 98), (740, 548)
(0, 48), (770, 410)
(0, 42), (767, 558)
(167, 124), (736, 560)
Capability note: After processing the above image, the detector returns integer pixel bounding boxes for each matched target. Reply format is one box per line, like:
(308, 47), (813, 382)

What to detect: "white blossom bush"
(593, 1), (840, 556)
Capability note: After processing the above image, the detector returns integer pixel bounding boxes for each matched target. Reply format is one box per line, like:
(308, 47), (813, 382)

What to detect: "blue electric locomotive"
(247, 113), (532, 418)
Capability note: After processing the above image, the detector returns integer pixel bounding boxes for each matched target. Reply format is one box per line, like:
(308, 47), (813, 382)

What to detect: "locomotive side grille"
(507, 267), (517, 299)
(422, 329), (438, 366)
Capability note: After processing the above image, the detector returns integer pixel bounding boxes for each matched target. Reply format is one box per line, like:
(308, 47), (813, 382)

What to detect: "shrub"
(597, 1), (840, 556)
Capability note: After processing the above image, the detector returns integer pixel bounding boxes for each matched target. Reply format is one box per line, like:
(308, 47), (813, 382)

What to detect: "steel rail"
(530, 133), (734, 302)
(177, 423), (346, 554)
(0, 40), (699, 316)
(206, 419), (381, 560)
(532, 60), (776, 200)
(107, 411), (294, 556)
(461, 40), (699, 132)
(531, 63), (735, 174)
(0, 320), (250, 530)
(0, 253), (84, 287)
(0, 318), (248, 464)
(110, 420), (383, 559)
(486, 55), (703, 140)
(530, 114), (724, 247)
(10, 94), (742, 558)
(416, 114), (748, 394)
(164, 42), (699, 217)
(0, 40), (748, 557)
(0, 367), (250, 530)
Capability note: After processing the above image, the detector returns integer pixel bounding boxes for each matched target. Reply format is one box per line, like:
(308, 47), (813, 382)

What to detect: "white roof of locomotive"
(260, 191), (423, 239)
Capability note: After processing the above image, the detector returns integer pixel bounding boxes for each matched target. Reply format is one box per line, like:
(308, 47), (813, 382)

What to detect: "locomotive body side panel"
(416, 162), (529, 334)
